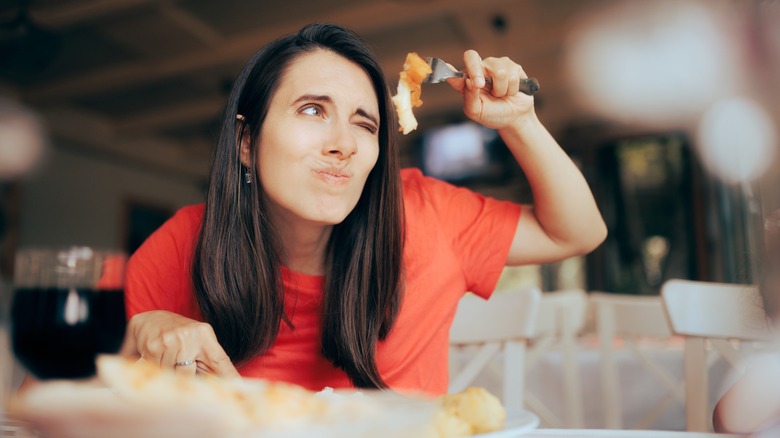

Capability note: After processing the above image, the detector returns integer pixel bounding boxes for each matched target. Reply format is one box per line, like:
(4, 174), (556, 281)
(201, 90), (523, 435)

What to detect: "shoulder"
(401, 167), (482, 212)
(401, 167), (448, 191)
(126, 204), (203, 316)
(158, 204), (205, 239)
(401, 167), (425, 185)
(401, 168), (438, 215)
(401, 167), (453, 202)
(172, 204), (205, 228)
(131, 203), (203, 259)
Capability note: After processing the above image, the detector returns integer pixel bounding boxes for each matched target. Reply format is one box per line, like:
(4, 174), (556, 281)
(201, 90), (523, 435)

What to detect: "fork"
(424, 57), (540, 96)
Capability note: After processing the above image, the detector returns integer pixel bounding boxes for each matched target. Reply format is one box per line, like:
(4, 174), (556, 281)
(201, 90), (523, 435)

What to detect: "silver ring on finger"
(174, 359), (196, 367)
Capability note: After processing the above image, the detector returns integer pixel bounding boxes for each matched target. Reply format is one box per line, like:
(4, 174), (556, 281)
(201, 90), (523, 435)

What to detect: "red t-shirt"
(125, 168), (521, 395)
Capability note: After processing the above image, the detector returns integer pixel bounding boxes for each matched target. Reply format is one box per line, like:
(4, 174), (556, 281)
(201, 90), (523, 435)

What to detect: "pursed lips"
(313, 167), (352, 185)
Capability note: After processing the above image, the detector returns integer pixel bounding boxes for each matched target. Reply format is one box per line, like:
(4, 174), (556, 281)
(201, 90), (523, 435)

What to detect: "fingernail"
(476, 76), (485, 88)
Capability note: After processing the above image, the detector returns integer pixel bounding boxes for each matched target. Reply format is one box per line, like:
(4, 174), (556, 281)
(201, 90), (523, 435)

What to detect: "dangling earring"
(244, 169), (252, 184)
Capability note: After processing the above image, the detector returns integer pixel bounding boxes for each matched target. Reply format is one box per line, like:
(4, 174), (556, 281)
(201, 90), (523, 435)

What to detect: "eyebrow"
(293, 94), (379, 127)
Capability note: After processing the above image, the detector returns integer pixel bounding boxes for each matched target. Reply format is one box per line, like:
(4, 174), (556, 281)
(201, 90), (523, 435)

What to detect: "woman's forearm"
(499, 112), (607, 253)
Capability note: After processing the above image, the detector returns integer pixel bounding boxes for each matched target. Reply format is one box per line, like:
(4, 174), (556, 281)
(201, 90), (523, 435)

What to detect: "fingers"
(452, 51), (528, 98)
(462, 49), (485, 89)
(170, 323), (239, 378)
(131, 311), (238, 379)
(507, 70), (522, 97)
(199, 324), (241, 378)
(174, 354), (198, 377)
(452, 51), (535, 129)
(491, 68), (510, 97)
(483, 57), (527, 98)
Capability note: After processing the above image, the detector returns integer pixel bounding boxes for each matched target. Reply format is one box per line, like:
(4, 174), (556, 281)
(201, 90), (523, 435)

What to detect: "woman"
(123, 23), (606, 395)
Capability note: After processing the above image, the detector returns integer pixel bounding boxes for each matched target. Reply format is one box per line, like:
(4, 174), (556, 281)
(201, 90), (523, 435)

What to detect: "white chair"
(661, 279), (772, 432)
(591, 292), (683, 430)
(525, 289), (588, 428)
(448, 288), (541, 413)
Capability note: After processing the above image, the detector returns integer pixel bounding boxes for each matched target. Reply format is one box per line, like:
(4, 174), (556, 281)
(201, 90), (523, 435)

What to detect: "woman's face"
(245, 49), (381, 228)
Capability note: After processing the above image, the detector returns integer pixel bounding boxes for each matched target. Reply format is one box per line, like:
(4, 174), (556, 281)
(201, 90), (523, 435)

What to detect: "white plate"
(475, 410), (540, 437)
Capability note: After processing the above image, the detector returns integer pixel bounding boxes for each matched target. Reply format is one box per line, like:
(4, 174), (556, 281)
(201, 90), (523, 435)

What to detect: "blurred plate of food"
(9, 356), (528, 438)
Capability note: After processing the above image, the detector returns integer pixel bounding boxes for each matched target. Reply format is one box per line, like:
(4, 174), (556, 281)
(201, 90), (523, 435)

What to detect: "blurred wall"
(18, 144), (204, 250)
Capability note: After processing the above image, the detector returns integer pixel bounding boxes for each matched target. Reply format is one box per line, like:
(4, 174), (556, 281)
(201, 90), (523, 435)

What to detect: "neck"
(274, 216), (332, 276)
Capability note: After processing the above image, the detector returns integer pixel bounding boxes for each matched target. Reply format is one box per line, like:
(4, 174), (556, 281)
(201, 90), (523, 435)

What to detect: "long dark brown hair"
(192, 23), (404, 388)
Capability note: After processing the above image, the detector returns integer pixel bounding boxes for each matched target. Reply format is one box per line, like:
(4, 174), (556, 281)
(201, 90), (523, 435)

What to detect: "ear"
(237, 114), (252, 168)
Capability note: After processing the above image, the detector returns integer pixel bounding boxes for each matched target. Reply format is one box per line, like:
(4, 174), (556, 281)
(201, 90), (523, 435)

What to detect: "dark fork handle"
(483, 77), (540, 96)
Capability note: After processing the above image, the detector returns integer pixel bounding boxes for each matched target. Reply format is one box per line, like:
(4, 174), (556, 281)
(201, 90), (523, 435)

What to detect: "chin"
(302, 207), (353, 226)
(315, 212), (352, 226)
(304, 199), (360, 226)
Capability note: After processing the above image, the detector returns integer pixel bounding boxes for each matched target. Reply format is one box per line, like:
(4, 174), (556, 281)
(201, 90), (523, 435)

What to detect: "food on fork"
(392, 52), (433, 135)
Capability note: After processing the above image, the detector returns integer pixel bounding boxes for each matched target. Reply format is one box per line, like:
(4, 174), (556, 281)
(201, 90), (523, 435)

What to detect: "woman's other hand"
(446, 50), (535, 130)
(121, 310), (240, 378)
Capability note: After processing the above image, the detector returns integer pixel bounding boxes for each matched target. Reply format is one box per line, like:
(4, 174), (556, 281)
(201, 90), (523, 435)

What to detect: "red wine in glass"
(10, 248), (127, 380)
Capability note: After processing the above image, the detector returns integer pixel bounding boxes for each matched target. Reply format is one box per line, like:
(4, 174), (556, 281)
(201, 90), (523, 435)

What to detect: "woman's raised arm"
(447, 50), (607, 265)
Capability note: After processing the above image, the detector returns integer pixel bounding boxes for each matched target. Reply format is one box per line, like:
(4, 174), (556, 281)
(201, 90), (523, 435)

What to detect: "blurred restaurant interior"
(1, 0), (780, 433)
(2, 0), (779, 294)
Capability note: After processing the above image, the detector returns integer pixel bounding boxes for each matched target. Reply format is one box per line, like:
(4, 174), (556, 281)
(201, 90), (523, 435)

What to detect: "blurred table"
(524, 430), (743, 438)
(458, 338), (734, 430)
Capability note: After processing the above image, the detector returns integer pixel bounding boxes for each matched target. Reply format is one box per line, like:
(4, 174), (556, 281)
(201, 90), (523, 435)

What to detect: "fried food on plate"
(12, 356), (506, 437)
(96, 355), (325, 431)
(391, 52), (432, 135)
(436, 387), (507, 436)
(96, 356), (435, 436)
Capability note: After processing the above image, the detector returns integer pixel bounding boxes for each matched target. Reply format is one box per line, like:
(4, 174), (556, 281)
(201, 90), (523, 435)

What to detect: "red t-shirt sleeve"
(125, 204), (204, 319)
(403, 169), (522, 299)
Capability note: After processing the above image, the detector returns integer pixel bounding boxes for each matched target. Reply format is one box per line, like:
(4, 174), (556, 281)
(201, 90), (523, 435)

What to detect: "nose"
(322, 121), (357, 159)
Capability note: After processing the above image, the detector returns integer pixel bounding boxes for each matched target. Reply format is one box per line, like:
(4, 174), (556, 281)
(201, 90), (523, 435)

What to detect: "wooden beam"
(42, 106), (210, 179)
(115, 96), (225, 132)
(111, 36), (463, 134)
(108, 29), (569, 133)
(25, 0), (518, 102)
(110, 35), (567, 134)
(30, 0), (159, 29)
(157, 2), (224, 47)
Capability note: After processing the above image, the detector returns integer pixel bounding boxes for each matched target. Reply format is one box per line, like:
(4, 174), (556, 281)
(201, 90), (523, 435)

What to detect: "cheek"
(256, 134), (301, 201)
(362, 139), (380, 172)
(256, 126), (314, 176)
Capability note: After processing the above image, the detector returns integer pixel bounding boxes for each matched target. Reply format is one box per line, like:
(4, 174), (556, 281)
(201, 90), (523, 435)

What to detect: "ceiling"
(0, 0), (615, 181)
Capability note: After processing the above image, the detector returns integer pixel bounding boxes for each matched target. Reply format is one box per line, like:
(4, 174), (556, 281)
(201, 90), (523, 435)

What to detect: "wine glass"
(10, 247), (127, 380)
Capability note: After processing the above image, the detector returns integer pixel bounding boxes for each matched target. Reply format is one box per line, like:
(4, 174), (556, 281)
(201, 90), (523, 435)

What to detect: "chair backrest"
(450, 288), (541, 344)
(591, 292), (679, 430)
(661, 279), (768, 432)
(531, 289), (588, 338)
(524, 289), (588, 428)
(662, 279), (769, 341)
(449, 288), (541, 413)
(591, 292), (673, 338)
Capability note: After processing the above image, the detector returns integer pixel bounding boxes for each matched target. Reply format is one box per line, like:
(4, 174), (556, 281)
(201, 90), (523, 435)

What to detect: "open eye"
(301, 105), (323, 116)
